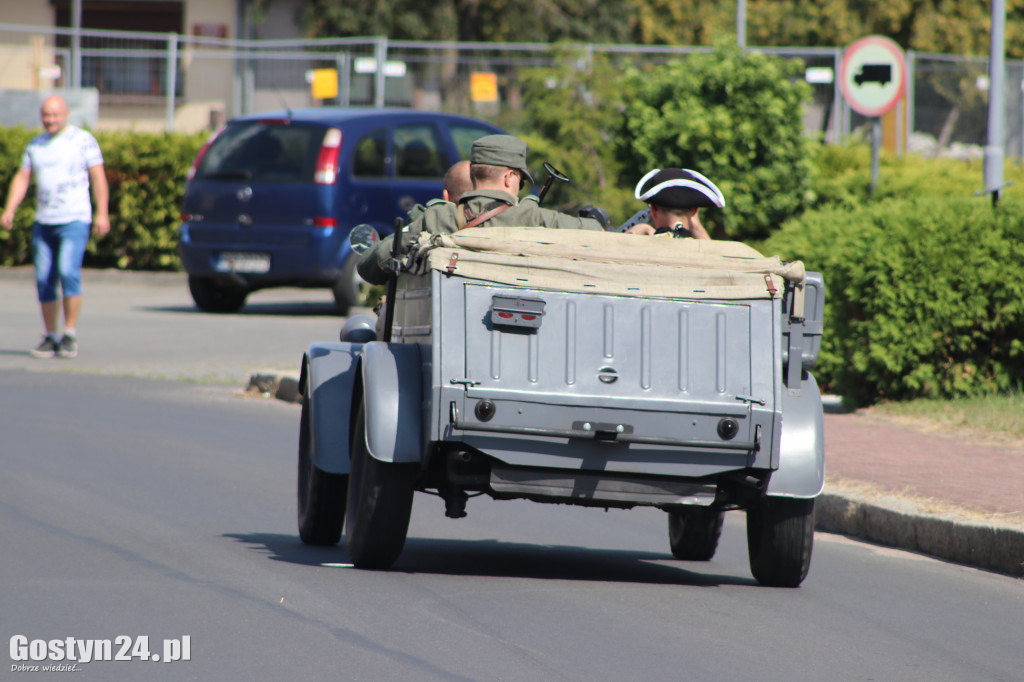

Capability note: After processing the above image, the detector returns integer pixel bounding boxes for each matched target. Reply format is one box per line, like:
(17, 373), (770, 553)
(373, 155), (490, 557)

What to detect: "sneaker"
(30, 337), (59, 358)
(57, 335), (78, 359)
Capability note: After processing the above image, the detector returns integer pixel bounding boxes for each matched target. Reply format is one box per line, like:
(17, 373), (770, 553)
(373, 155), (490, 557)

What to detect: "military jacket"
(358, 189), (603, 284)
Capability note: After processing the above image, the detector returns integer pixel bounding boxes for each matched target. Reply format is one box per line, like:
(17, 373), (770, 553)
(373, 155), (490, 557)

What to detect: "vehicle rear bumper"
(178, 223), (345, 286)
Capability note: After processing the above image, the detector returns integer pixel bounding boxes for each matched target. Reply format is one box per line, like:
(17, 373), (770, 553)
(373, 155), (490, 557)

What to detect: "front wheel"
(667, 507), (725, 561)
(188, 276), (248, 313)
(297, 375), (347, 545)
(746, 496), (815, 587)
(345, 402), (416, 569)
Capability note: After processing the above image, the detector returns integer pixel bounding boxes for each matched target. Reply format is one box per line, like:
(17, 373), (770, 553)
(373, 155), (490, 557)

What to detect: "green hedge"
(807, 143), (1024, 210)
(0, 126), (37, 267)
(0, 126), (207, 270)
(764, 194), (1024, 406)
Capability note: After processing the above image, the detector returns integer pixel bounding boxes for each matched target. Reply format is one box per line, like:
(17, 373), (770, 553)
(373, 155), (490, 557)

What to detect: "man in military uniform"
(358, 134), (603, 285)
(625, 168), (723, 240)
(406, 160), (473, 223)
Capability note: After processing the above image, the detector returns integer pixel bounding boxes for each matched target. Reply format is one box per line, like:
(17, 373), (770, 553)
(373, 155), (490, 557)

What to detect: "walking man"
(1, 94), (110, 358)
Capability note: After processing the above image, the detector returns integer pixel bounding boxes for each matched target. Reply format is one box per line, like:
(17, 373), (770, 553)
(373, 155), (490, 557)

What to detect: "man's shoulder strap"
(462, 202), (510, 230)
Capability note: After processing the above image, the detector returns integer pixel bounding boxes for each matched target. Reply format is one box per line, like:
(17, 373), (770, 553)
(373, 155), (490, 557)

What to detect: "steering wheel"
(543, 161), (570, 183)
(537, 162), (571, 204)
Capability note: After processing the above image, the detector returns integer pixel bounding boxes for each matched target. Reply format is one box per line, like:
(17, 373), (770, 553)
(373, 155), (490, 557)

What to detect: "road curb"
(246, 371), (302, 403)
(817, 490), (1024, 577)
(0, 266), (186, 287)
(250, 371), (1024, 577)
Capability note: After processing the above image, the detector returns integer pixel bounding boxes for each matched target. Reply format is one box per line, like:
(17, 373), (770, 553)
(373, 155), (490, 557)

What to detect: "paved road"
(2, 267), (1023, 578)
(0, 267), (351, 384)
(3, 369), (1023, 681)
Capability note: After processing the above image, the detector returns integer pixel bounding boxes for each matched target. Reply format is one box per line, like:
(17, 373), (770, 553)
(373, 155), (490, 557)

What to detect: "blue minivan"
(178, 108), (504, 313)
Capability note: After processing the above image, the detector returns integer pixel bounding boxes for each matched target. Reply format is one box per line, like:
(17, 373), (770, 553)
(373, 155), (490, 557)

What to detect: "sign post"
(839, 36), (908, 194)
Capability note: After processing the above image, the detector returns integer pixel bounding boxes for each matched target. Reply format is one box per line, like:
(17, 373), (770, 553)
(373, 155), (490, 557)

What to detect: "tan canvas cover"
(410, 226), (805, 300)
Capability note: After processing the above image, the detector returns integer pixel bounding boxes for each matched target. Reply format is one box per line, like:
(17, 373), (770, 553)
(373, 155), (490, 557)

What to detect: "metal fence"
(2, 22), (1022, 159)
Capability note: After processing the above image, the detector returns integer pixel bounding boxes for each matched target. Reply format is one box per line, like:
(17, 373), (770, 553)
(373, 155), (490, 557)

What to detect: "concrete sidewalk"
(818, 411), (1024, 577)
(2, 267), (1022, 577)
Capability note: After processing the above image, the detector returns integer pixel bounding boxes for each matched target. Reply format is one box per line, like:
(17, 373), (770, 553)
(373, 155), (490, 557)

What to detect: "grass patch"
(863, 391), (1024, 448)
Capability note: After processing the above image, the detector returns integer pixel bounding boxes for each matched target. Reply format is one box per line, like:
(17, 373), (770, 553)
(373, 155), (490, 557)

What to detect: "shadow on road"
(224, 532), (349, 567)
(224, 532), (755, 587)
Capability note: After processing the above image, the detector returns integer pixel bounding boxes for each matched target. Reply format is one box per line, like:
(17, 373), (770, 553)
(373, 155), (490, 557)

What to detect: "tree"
(517, 47), (636, 217)
(299, 0), (636, 44)
(625, 0), (733, 45)
(294, 0), (1024, 59)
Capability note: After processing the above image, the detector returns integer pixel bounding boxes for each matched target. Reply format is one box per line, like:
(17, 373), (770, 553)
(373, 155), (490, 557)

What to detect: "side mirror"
(349, 224), (380, 255)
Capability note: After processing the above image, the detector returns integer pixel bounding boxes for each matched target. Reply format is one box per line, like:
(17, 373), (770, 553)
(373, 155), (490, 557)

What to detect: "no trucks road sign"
(840, 35), (908, 117)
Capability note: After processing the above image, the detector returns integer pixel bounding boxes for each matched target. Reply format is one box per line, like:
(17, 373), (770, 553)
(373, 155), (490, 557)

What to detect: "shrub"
(764, 194), (1024, 406)
(515, 44), (815, 235)
(0, 126), (38, 266)
(516, 47), (637, 220)
(616, 44), (814, 241)
(807, 142), (1024, 210)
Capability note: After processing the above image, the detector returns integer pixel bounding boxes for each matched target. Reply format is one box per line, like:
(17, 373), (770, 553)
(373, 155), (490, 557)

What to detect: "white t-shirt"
(21, 124), (104, 224)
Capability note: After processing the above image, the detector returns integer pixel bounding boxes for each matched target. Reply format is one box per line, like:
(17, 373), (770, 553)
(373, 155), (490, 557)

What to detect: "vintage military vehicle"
(296, 226), (825, 587)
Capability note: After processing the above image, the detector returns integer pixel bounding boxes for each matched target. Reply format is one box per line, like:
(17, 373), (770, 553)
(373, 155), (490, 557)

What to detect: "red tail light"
(186, 126), (224, 181)
(315, 128), (343, 185)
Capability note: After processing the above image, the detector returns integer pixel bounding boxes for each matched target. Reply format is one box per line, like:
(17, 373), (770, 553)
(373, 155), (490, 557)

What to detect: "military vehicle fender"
(301, 342), (363, 475)
(358, 341), (424, 464)
(767, 372), (826, 498)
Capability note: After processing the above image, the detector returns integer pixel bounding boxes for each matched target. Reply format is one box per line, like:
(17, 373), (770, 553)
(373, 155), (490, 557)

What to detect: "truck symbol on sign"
(854, 63), (892, 86)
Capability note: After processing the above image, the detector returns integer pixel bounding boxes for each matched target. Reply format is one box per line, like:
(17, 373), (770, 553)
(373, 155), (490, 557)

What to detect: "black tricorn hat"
(634, 168), (725, 209)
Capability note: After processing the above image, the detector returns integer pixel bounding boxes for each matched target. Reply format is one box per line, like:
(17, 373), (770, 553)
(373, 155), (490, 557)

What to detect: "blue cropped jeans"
(32, 221), (90, 302)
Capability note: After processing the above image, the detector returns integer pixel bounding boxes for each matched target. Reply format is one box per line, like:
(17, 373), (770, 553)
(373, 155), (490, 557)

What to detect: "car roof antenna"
(274, 88), (293, 120)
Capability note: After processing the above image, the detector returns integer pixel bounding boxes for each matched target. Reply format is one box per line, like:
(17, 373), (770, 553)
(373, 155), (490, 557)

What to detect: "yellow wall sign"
(311, 69), (338, 100)
(470, 72), (498, 103)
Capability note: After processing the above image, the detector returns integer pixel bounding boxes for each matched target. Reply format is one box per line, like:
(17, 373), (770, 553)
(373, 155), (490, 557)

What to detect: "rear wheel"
(345, 402), (416, 569)
(746, 496), (815, 587)
(332, 252), (365, 316)
(667, 507), (725, 561)
(188, 276), (248, 313)
(297, 374), (347, 545)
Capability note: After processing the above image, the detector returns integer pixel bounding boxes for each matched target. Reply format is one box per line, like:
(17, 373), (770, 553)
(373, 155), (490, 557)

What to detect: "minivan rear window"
(195, 122), (325, 183)
(394, 123), (448, 178)
(352, 128), (387, 178)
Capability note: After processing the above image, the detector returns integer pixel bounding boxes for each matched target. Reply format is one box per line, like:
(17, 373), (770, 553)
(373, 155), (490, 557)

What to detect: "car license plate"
(215, 252), (270, 274)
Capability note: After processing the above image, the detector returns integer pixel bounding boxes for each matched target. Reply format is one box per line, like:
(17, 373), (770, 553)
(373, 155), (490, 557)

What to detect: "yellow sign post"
(311, 69), (338, 100)
(470, 72), (498, 103)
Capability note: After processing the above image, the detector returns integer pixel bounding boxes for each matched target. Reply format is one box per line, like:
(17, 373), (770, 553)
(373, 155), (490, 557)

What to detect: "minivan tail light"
(313, 216), (337, 227)
(315, 128), (343, 184)
(186, 126), (224, 181)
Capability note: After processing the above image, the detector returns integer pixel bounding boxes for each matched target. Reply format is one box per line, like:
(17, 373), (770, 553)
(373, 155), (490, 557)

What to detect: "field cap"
(635, 168), (725, 209)
(471, 134), (534, 184)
